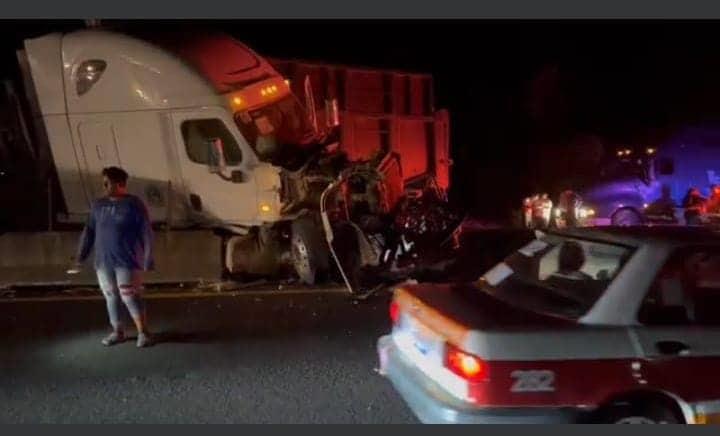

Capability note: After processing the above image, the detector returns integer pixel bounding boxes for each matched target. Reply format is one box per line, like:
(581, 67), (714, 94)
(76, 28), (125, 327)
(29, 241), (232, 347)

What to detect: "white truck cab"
(19, 29), (299, 230)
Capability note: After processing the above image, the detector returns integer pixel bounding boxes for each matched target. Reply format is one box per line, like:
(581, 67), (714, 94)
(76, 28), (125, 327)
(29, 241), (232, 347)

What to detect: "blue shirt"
(77, 195), (154, 271)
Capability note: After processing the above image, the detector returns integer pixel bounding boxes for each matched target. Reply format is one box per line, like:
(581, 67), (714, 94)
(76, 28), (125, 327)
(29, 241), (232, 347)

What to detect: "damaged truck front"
(225, 57), (459, 292)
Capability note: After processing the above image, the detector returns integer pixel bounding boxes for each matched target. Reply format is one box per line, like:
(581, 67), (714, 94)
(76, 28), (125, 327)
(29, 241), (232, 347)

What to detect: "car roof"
(546, 225), (720, 247)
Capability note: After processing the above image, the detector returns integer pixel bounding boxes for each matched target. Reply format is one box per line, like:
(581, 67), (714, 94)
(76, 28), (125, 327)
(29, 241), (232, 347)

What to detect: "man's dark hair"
(102, 166), (129, 186)
(558, 241), (586, 273)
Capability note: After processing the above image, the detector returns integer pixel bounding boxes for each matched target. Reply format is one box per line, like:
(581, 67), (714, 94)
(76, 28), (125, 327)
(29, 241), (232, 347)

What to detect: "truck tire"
(291, 217), (329, 285)
(612, 208), (643, 226)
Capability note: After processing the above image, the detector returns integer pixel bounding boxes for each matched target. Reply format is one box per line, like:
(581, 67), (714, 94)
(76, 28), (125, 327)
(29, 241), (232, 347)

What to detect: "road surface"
(0, 285), (417, 423)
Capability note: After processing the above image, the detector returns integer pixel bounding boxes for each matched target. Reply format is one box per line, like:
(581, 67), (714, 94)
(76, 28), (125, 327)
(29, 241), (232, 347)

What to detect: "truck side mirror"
(207, 137), (227, 174)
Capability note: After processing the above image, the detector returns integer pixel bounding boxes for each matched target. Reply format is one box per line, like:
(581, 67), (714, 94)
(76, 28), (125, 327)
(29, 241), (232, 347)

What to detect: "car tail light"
(445, 343), (488, 382)
(389, 300), (400, 325)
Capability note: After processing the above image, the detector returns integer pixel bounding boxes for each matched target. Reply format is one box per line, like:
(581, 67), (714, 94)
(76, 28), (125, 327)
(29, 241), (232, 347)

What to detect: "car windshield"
(234, 95), (317, 170)
(476, 235), (634, 320)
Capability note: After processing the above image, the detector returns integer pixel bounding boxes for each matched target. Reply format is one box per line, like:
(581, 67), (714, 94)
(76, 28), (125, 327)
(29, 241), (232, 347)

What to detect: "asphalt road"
(0, 286), (418, 423)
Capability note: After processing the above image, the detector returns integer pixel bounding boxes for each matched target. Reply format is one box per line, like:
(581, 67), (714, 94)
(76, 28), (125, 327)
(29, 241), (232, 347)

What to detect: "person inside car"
(551, 241), (593, 281)
(542, 241), (603, 309)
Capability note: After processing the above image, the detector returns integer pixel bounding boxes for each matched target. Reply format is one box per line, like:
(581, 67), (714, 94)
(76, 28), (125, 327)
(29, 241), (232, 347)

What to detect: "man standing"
(72, 166), (155, 347)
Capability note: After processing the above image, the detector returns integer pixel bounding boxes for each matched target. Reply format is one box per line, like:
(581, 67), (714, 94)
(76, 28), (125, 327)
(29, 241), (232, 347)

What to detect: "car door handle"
(656, 340), (690, 356)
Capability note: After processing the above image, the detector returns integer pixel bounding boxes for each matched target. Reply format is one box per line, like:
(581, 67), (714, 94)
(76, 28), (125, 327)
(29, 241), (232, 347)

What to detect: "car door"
(632, 246), (720, 422)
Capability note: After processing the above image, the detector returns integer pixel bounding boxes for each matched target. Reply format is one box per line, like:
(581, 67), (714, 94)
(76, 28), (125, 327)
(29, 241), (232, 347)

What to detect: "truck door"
(170, 108), (261, 225)
(77, 122), (121, 199)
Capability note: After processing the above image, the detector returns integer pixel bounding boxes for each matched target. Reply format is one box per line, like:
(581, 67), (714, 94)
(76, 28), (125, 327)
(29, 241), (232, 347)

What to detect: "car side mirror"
(207, 137), (227, 174)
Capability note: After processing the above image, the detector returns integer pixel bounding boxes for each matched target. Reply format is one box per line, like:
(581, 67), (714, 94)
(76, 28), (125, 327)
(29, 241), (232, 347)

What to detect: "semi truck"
(0, 28), (455, 292)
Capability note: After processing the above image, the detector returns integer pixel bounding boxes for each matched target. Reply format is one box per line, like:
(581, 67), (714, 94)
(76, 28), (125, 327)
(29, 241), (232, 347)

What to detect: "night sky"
(2, 20), (720, 221)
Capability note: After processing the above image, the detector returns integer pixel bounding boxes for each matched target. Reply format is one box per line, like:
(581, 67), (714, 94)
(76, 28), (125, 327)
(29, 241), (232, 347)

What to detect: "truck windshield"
(597, 160), (645, 181)
(234, 95), (317, 170)
(476, 236), (634, 320)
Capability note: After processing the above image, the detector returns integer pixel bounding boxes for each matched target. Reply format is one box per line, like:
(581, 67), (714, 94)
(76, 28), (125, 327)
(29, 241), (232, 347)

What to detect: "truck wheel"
(291, 217), (329, 285)
(600, 402), (682, 424)
(612, 208), (642, 226)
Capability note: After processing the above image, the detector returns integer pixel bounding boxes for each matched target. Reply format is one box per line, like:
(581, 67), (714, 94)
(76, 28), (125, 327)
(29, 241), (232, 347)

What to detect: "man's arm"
(75, 203), (97, 265)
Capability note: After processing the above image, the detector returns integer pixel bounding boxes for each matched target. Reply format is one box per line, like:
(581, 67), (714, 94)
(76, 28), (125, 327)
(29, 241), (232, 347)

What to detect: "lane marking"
(0, 287), (352, 303)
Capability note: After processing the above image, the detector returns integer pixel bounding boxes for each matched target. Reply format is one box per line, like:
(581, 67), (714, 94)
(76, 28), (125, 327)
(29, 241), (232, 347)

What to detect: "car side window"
(181, 119), (243, 166)
(639, 247), (720, 326)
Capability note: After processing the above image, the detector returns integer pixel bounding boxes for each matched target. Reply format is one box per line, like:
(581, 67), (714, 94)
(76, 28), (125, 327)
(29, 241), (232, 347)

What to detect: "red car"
(378, 226), (720, 424)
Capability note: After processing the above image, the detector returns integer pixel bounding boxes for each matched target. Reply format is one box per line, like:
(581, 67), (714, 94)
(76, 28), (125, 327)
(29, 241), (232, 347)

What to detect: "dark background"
(2, 20), (720, 222)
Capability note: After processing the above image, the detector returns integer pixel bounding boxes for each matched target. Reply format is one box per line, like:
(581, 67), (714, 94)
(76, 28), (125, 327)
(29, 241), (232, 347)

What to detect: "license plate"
(397, 316), (441, 362)
(410, 323), (434, 356)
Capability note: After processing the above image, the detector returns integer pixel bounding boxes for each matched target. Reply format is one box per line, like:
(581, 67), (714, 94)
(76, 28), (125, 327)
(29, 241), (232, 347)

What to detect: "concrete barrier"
(0, 230), (223, 287)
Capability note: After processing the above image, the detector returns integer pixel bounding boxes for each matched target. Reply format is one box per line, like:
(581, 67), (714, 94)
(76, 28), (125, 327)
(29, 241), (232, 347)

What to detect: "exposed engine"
(318, 151), (460, 293)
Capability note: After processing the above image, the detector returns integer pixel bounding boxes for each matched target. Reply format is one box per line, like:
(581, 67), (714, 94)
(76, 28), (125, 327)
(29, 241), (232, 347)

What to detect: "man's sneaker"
(136, 332), (153, 348)
(101, 331), (125, 346)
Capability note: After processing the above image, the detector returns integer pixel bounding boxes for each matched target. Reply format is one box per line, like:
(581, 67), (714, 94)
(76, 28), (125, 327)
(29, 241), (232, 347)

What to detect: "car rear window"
(477, 235), (634, 320)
